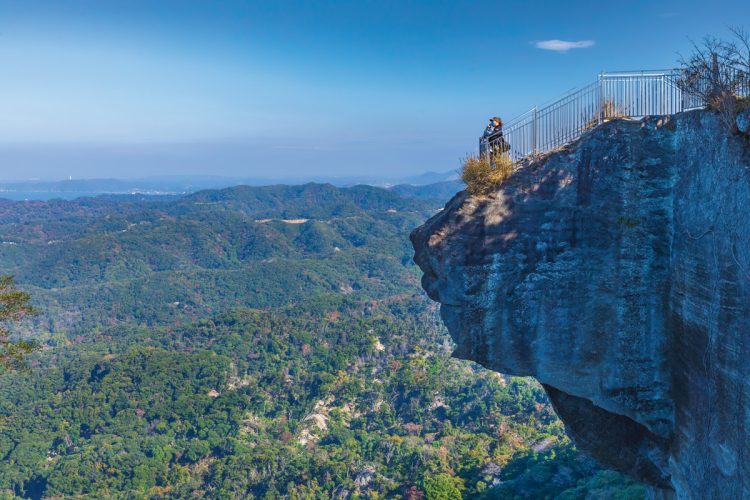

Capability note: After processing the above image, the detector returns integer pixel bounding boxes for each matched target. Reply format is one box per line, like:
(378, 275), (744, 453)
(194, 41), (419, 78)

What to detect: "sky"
(0, 0), (749, 181)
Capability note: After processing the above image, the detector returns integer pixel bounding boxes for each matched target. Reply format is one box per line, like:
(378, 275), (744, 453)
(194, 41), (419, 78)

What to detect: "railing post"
(678, 69), (685, 112)
(661, 74), (666, 115)
(532, 106), (538, 158)
(598, 72), (604, 124)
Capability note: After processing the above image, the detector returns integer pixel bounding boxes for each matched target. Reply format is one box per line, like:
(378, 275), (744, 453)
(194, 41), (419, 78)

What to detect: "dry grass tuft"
(461, 153), (515, 196)
(737, 95), (750, 111)
(602, 99), (628, 119)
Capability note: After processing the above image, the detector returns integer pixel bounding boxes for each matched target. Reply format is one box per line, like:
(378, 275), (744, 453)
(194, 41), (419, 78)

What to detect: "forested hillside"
(0, 184), (644, 499)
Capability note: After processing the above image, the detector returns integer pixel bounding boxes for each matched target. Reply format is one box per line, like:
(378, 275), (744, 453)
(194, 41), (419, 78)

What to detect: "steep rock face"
(411, 111), (750, 499)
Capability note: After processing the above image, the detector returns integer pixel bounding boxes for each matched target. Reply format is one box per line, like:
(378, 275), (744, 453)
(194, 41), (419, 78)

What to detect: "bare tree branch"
(677, 28), (750, 131)
(728, 25), (750, 74)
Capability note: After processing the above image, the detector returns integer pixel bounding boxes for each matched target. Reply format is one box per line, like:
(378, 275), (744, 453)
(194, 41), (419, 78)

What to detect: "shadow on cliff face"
(543, 385), (671, 489)
(411, 111), (750, 498)
(410, 117), (688, 493)
(410, 149), (672, 491)
(411, 162), (576, 314)
(410, 132), (622, 373)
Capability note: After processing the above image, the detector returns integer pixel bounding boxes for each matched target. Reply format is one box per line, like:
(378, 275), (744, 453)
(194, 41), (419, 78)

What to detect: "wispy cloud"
(534, 39), (595, 53)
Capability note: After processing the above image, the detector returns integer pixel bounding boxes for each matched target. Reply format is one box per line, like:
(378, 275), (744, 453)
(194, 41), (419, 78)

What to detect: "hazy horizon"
(0, 165), (457, 185)
(2, 0), (749, 180)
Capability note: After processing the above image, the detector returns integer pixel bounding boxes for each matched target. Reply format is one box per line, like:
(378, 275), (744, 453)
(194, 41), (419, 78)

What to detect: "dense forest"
(0, 184), (645, 498)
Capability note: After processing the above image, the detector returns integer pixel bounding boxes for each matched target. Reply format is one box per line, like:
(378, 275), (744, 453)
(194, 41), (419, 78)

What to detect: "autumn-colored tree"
(0, 276), (37, 371)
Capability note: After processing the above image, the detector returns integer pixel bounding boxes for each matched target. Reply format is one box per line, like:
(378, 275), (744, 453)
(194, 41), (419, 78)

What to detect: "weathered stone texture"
(411, 110), (750, 499)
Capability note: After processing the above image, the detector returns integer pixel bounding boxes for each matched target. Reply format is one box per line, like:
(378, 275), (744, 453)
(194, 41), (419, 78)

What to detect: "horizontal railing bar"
(602, 69), (678, 76)
(480, 66), (749, 166)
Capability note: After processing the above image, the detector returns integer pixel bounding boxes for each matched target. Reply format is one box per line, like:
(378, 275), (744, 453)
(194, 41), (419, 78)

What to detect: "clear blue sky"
(0, 0), (748, 180)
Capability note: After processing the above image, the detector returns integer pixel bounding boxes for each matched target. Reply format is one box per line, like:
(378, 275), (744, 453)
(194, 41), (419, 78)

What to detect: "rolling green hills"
(0, 183), (644, 499)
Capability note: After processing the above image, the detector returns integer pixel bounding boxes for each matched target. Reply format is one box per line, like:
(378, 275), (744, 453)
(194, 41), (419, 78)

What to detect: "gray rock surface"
(411, 111), (750, 499)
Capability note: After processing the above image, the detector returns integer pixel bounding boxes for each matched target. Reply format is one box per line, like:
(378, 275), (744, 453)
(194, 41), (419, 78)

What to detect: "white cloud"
(534, 39), (595, 53)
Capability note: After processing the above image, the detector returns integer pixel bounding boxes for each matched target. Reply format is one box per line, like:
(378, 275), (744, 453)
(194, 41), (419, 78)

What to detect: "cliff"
(411, 108), (750, 499)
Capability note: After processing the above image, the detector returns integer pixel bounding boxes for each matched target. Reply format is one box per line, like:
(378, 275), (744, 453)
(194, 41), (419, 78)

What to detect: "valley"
(0, 183), (643, 498)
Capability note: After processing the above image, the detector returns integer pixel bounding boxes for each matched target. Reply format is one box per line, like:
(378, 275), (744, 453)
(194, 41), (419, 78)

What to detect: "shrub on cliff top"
(678, 26), (750, 131)
(461, 153), (514, 196)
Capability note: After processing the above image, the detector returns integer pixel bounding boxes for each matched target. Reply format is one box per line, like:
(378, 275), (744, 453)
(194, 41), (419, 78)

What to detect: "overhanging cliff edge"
(412, 108), (750, 499)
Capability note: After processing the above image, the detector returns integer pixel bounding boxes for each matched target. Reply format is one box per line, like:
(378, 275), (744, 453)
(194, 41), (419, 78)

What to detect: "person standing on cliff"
(480, 118), (495, 158)
(489, 116), (510, 155)
(482, 118), (494, 139)
(491, 116), (502, 134)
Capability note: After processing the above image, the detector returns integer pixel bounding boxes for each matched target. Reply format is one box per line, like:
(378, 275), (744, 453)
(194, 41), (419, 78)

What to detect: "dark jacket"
(488, 129), (510, 153)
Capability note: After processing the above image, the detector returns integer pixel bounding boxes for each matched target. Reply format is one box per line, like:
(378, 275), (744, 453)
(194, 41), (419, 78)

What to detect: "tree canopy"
(0, 276), (36, 371)
(0, 185), (646, 498)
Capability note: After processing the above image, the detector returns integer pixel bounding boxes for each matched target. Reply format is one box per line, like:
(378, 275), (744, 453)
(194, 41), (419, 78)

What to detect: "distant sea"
(0, 192), (111, 201)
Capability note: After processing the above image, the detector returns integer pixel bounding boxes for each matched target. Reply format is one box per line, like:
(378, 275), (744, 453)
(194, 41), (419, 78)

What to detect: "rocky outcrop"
(411, 110), (750, 499)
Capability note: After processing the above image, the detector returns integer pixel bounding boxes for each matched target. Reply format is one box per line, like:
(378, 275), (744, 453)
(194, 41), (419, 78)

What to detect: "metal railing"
(482, 68), (750, 163)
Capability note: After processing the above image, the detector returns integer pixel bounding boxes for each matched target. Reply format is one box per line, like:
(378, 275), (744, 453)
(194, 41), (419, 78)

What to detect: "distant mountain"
(0, 170), (459, 200)
(0, 182), (440, 294)
(182, 182), (440, 219)
(390, 170), (459, 186)
(390, 180), (464, 201)
(0, 180), (642, 499)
